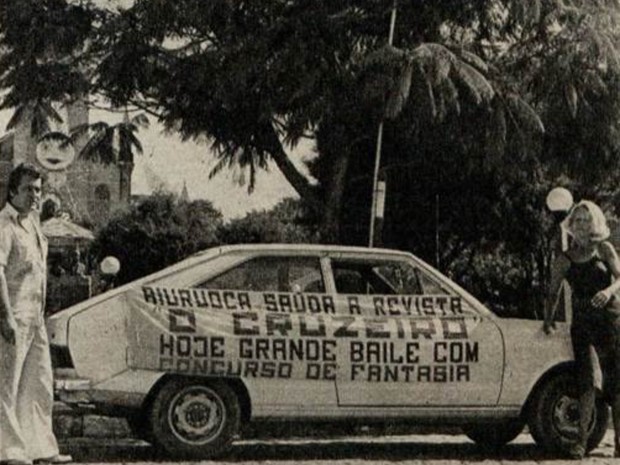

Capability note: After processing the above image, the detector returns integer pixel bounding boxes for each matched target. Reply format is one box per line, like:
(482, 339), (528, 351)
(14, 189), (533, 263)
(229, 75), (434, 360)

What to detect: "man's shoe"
(33, 455), (72, 465)
(2, 460), (33, 465)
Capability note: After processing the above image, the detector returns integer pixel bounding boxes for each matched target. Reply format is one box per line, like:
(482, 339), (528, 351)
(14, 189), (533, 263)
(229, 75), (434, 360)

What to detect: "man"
(0, 163), (72, 465)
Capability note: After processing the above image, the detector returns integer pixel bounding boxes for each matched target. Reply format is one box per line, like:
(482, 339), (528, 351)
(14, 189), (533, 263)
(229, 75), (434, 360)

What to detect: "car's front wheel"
(528, 370), (609, 455)
(149, 378), (240, 459)
(462, 419), (524, 448)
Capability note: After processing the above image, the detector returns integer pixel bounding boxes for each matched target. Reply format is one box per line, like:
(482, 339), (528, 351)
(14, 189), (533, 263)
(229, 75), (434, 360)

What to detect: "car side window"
(332, 259), (423, 295)
(415, 268), (451, 295)
(197, 256), (325, 293)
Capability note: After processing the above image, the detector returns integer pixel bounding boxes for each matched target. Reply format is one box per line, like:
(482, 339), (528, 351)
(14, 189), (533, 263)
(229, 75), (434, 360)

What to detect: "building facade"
(0, 100), (131, 227)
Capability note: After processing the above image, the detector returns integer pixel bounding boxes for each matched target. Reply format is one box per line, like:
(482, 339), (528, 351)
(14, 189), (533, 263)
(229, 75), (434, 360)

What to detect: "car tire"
(462, 419), (524, 448)
(528, 370), (609, 455)
(149, 378), (240, 459)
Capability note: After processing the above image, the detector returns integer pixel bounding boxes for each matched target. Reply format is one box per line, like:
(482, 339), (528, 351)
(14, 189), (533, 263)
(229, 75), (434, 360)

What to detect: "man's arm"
(0, 265), (16, 344)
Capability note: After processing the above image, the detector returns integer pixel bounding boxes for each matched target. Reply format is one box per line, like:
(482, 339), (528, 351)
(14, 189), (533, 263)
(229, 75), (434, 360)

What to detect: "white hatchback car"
(47, 244), (608, 458)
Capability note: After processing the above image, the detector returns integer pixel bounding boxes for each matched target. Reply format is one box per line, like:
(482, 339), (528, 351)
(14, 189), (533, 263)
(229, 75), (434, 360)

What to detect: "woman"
(545, 200), (620, 458)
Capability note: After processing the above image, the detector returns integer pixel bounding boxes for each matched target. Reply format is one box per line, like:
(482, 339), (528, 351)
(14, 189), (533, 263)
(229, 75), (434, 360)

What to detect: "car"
(47, 244), (608, 458)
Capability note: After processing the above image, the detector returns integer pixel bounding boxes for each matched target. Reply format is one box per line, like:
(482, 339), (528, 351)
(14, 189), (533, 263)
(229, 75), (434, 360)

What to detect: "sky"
(0, 108), (315, 219)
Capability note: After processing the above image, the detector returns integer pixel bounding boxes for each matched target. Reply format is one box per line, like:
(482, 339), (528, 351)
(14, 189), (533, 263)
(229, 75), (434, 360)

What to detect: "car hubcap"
(168, 387), (225, 445)
(552, 394), (594, 439)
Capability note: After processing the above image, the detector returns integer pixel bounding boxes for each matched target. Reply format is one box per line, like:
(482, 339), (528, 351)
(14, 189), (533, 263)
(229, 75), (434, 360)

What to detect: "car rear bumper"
(54, 369), (94, 407)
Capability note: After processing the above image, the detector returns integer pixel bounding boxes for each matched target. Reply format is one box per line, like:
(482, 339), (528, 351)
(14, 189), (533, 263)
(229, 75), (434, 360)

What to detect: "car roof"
(48, 243), (415, 316)
(193, 243), (412, 258)
(48, 242), (494, 322)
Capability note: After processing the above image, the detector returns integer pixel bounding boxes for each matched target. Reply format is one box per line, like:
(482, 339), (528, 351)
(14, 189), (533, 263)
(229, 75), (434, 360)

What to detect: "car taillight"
(50, 345), (74, 369)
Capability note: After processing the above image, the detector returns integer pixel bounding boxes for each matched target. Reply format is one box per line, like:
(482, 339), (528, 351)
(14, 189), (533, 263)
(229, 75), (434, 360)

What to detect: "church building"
(0, 100), (131, 228)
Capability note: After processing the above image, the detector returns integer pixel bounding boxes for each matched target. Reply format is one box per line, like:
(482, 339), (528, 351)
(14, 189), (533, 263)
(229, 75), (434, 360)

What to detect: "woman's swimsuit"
(565, 250), (620, 394)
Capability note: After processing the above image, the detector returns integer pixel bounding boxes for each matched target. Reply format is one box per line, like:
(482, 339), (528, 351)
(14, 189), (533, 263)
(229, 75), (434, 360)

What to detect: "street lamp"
(545, 187), (574, 323)
(545, 187), (573, 252)
(545, 187), (573, 213)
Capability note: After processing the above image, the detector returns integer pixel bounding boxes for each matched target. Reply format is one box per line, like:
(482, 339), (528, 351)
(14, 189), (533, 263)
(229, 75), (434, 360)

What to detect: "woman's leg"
(571, 323), (595, 455)
(608, 317), (620, 455)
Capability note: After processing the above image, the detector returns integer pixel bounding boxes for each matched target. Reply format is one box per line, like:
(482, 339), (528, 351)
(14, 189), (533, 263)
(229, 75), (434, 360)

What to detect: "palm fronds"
(6, 100), (63, 138)
(72, 113), (149, 165)
(359, 43), (496, 122)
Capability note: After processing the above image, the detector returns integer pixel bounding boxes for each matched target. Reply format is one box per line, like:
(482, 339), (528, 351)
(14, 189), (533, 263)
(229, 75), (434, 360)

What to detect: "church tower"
(0, 100), (130, 227)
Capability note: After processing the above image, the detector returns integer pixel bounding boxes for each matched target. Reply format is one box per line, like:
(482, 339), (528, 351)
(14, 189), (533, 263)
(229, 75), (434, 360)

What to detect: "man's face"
(11, 175), (42, 215)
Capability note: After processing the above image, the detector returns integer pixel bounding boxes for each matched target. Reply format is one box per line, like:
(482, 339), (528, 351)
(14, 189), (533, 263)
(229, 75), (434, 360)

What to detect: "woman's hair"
(564, 200), (611, 243)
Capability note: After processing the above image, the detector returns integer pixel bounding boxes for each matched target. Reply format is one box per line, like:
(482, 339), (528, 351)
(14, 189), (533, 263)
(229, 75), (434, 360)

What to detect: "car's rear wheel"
(149, 378), (240, 459)
(528, 371), (609, 455)
(462, 418), (524, 448)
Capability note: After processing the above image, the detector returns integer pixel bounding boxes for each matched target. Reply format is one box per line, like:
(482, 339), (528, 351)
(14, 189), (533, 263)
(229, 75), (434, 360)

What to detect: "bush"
(91, 192), (223, 285)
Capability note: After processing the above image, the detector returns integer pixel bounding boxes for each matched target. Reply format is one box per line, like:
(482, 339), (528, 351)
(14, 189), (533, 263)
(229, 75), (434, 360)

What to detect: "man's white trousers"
(0, 316), (59, 462)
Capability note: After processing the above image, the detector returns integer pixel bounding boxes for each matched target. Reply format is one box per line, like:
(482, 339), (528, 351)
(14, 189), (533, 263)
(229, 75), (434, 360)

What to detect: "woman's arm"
(592, 241), (620, 308)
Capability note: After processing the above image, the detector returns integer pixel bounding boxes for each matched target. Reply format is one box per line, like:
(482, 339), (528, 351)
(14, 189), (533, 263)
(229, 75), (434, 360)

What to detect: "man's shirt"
(0, 203), (47, 319)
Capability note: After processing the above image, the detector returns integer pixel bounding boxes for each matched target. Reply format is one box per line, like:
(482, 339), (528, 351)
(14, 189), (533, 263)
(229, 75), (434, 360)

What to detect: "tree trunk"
(321, 150), (350, 243)
(263, 123), (319, 206)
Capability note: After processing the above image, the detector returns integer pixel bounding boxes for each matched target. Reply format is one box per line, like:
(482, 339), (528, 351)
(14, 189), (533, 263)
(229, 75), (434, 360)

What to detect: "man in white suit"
(0, 163), (71, 465)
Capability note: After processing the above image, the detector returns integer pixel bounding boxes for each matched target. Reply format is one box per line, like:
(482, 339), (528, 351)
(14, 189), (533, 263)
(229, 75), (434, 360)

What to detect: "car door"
(330, 254), (505, 407)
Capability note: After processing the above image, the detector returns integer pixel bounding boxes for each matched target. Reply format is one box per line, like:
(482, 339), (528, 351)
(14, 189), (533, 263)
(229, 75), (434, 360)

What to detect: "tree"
(219, 198), (319, 245)
(70, 112), (150, 200)
(500, 0), (620, 190)
(0, 0), (543, 238)
(91, 192), (223, 285)
(0, 0), (93, 135)
(5, 0), (620, 317)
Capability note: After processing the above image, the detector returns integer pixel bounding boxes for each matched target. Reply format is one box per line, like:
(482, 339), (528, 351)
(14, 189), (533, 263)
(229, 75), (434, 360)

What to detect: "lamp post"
(545, 187), (574, 252)
(369, 0), (398, 248)
(545, 187), (574, 323)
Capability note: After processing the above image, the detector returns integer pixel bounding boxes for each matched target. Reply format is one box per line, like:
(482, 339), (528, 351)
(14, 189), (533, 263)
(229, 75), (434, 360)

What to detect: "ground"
(59, 430), (619, 464)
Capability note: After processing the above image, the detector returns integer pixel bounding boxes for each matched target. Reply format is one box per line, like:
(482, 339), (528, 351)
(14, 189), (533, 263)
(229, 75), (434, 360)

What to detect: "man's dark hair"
(8, 162), (43, 200)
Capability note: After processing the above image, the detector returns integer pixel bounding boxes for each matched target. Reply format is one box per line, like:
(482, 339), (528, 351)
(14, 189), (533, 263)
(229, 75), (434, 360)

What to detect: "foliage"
(91, 192), (223, 285)
(219, 198), (319, 245)
(0, 0), (93, 135)
(503, 0), (620, 192)
(90, 195), (317, 286)
(70, 112), (150, 165)
(0, 1), (541, 218)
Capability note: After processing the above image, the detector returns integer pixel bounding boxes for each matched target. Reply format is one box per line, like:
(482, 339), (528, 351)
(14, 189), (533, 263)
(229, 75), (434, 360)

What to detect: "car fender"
(495, 318), (574, 407)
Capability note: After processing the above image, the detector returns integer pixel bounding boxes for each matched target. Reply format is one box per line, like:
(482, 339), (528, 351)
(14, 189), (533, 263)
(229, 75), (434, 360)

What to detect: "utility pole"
(369, 0), (398, 248)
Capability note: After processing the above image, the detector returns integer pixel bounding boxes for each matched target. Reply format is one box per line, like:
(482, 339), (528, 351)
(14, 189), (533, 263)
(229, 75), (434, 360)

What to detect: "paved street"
(59, 430), (619, 464)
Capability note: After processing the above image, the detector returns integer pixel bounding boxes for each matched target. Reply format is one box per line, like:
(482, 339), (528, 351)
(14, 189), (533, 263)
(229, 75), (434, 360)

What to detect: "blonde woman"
(545, 200), (620, 458)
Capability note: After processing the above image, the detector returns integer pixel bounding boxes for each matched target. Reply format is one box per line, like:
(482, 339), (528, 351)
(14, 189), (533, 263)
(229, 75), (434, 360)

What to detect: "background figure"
(0, 163), (72, 465)
(544, 200), (620, 459)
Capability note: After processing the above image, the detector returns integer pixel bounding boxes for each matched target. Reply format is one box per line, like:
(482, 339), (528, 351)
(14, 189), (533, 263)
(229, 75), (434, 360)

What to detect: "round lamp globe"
(100, 256), (121, 276)
(546, 187), (573, 212)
